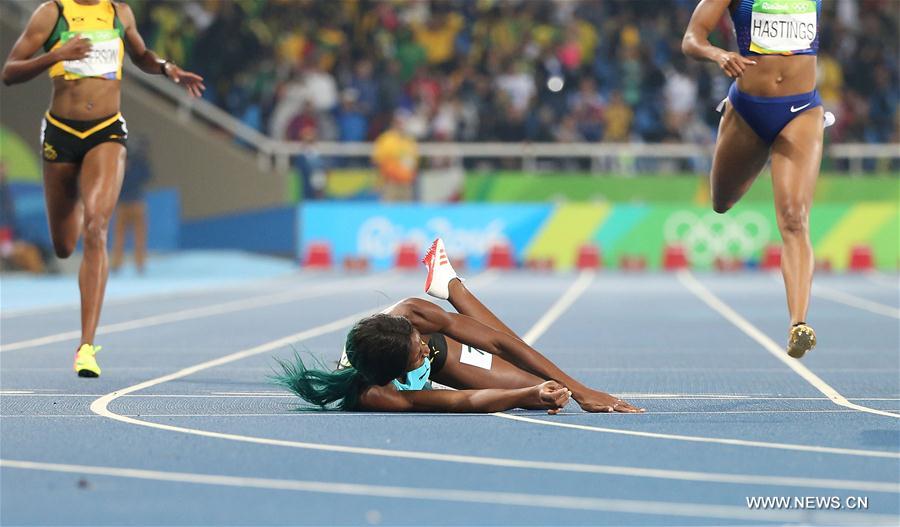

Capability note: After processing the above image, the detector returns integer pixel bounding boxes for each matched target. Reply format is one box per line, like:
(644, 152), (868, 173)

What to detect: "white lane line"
(491, 273), (900, 458)
(84, 268), (899, 500)
(0, 273), (393, 352)
(492, 413), (898, 459)
(521, 271), (594, 344)
(677, 270), (900, 419)
(4, 460), (896, 524)
(813, 284), (900, 319)
(4, 409), (897, 418)
(864, 272), (899, 290)
(0, 274), (306, 320)
(9, 392), (900, 401)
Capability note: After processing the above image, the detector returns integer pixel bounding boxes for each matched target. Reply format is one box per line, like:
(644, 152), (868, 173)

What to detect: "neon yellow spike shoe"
(787, 323), (816, 359)
(74, 344), (102, 378)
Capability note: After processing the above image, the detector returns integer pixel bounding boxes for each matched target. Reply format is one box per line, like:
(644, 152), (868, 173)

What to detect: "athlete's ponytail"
(271, 352), (366, 410)
(271, 314), (414, 410)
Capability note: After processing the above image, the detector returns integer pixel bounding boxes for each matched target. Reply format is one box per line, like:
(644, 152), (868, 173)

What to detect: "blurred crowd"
(135, 0), (899, 145)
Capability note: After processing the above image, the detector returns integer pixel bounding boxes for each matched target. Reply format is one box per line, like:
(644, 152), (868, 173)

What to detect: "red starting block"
(343, 256), (370, 272)
(487, 242), (515, 269)
(394, 242), (419, 270)
(575, 244), (602, 269)
(714, 256), (744, 272)
(848, 245), (874, 272)
(815, 259), (833, 273)
(525, 257), (555, 271)
(303, 241), (332, 269)
(761, 245), (782, 270)
(662, 244), (689, 270)
(619, 254), (647, 271)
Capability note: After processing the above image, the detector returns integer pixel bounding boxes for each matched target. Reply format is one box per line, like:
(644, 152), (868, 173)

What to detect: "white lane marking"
(80, 270), (897, 505)
(492, 413), (898, 459)
(1, 273), (393, 352)
(3, 460), (896, 523)
(813, 284), (900, 319)
(521, 271), (594, 344)
(9, 392), (900, 401)
(864, 272), (900, 289)
(0, 274), (305, 320)
(677, 270), (900, 419)
(4, 409), (897, 418)
(491, 274), (900, 458)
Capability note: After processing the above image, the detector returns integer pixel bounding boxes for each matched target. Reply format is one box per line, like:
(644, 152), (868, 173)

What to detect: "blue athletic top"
(732, 0), (820, 56)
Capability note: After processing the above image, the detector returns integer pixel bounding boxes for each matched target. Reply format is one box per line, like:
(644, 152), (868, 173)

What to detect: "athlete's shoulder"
(25, 1), (61, 34)
(112, 1), (136, 24)
(32, 1), (61, 21)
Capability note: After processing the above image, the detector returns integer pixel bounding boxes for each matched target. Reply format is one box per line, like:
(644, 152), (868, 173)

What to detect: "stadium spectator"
(133, 0), (898, 148)
(111, 137), (153, 274)
(372, 113), (419, 202)
(0, 163), (45, 274)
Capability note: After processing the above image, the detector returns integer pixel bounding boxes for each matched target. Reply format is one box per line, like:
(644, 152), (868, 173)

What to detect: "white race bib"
(750, 1), (817, 54)
(459, 345), (492, 370)
(61, 30), (121, 79)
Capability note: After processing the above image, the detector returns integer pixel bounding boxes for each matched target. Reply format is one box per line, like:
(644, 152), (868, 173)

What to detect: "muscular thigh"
(80, 143), (126, 218)
(770, 107), (824, 210)
(709, 103), (771, 208)
(431, 337), (542, 390)
(42, 161), (81, 245)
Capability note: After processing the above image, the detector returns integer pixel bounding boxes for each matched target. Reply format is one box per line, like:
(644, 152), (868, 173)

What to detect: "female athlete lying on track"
(274, 239), (643, 414)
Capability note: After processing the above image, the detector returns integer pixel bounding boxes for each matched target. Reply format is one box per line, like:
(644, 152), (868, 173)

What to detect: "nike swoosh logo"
(790, 103), (811, 113)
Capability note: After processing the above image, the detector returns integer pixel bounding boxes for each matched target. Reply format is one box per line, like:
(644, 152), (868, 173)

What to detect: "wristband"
(160, 60), (170, 78)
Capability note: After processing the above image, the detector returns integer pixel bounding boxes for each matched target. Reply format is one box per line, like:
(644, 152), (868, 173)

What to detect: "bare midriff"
(736, 54), (817, 97)
(49, 76), (121, 120)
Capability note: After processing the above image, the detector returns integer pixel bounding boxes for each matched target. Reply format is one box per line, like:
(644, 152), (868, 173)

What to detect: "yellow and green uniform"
(44, 0), (126, 80)
(39, 0), (129, 163)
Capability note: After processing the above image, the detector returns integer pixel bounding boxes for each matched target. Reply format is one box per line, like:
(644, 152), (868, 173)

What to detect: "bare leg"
(78, 143), (126, 346)
(709, 103), (771, 213)
(431, 340), (543, 390)
(446, 279), (522, 341)
(770, 108), (824, 325)
(42, 162), (82, 258)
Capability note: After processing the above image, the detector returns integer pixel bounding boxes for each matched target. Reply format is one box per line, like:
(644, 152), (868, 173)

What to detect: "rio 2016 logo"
(664, 210), (773, 265)
(356, 216), (510, 260)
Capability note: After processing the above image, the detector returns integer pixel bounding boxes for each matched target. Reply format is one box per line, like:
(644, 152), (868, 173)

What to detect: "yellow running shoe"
(74, 344), (102, 377)
(787, 324), (816, 359)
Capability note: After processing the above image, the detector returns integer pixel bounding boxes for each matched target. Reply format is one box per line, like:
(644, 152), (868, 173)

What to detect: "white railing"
(5, 0), (897, 175)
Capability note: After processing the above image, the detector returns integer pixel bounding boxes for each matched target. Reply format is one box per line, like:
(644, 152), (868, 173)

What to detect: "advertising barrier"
(300, 201), (898, 271)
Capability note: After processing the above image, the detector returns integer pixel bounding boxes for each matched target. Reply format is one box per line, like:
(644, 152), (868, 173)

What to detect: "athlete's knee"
(712, 201), (733, 214)
(52, 238), (77, 259)
(778, 205), (809, 236)
(82, 213), (111, 249)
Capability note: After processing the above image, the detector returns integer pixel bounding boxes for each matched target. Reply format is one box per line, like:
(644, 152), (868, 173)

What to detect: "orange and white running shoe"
(422, 238), (458, 300)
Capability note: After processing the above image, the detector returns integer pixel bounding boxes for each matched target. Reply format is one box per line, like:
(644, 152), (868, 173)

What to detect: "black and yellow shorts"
(40, 112), (128, 163)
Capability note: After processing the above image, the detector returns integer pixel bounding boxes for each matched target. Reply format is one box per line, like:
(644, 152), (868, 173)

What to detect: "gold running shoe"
(787, 324), (816, 359)
(74, 344), (102, 377)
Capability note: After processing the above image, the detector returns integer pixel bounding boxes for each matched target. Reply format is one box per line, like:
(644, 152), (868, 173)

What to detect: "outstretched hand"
(165, 63), (205, 98)
(575, 389), (644, 413)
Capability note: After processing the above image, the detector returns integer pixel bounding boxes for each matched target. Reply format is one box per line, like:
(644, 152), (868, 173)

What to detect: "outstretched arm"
(397, 299), (643, 413)
(682, 0), (756, 78)
(116, 2), (205, 97)
(1, 2), (91, 85)
(359, 380), (571, 414)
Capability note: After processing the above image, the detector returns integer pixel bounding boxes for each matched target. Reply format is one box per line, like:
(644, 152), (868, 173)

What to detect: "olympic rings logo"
(663, 210), (773, 265)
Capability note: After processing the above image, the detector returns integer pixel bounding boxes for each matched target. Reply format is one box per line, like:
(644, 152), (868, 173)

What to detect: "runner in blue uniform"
(683, 0), (832, 358)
